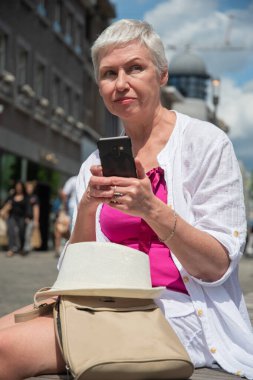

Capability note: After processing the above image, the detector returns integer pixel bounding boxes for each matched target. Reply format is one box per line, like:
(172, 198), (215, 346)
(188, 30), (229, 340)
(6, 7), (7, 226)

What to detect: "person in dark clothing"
(5, 180), (27, 257)
(24, 181), (40, 254)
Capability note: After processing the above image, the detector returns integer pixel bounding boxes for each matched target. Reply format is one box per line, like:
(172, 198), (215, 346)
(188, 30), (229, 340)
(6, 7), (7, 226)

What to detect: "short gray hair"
(91, 19), (168, 82)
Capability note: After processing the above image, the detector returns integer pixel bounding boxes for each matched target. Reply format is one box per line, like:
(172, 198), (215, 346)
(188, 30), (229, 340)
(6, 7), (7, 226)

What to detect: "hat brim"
(35, 286), (165, 302)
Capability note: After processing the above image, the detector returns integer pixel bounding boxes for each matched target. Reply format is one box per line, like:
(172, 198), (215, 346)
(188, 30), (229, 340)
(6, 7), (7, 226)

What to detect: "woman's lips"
(114, 97), (136, 104)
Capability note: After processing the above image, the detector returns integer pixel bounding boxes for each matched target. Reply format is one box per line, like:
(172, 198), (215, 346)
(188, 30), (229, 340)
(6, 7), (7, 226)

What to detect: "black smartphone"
(97, 136), (137, 178)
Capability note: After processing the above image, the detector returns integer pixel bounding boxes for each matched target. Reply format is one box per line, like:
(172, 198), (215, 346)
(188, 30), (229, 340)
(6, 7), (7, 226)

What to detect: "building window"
(53, 0), (62, 33)
(75, 23), (83, 55)
(85, 11), (92, 42)
(17, 49), (28, 86)
(63, 85), (71, 114)
(52, 75), (61, 108)
(0, 32), (7, 72)
(37, 0), (49, 18)
(65, 12), (73, 45)
(73, 93), (81, 120)
(0, 152), (21, 205)
(170, 75), (207, 100)
(35, 62), (46, 97)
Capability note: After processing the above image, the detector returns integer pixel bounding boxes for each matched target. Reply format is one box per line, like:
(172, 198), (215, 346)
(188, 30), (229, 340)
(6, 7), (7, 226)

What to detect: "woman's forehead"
(98, 41), (152, 66)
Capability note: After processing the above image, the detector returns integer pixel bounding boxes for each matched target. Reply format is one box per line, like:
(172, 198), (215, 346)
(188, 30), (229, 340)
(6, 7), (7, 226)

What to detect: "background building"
(162, 49), (229, 133)
(0, 0), (117, 249)
(0, 0), (116, 205)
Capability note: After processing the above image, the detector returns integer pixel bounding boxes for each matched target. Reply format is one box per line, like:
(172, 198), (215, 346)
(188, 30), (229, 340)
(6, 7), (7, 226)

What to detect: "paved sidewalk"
(0, 249), (58, 316)
(0, 249), (253, 316)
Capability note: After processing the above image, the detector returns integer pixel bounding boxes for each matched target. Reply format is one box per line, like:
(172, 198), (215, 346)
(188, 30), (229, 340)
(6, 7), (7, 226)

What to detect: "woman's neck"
(123, 105), (163, 141)
(123, 107), (176, 172)
(124, 108), (175, 151)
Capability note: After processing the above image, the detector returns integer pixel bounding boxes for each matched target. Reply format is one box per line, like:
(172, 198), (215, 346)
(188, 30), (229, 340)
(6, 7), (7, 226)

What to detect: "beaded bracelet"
(158, 209), (177, 243)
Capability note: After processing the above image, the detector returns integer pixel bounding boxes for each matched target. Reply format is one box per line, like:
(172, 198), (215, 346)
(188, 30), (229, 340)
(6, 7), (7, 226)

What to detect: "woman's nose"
(115, 70), (129, 91)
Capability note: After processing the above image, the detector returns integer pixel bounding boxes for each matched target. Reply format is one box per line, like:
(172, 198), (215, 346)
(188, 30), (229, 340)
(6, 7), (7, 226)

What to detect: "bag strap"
(33, 286), (52, 307)
(14, 302), (55, 323)
(14, 287), (55, 323)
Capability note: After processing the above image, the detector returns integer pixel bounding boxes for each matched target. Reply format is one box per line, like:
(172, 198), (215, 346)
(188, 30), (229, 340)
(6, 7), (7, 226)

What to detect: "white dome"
(169, 51), (208, 77)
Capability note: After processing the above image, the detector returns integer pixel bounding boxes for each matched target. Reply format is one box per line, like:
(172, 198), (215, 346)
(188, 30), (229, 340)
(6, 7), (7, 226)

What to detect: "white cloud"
(243, 80), (253, 93)
(144, 0), (253, 170)
(145, 0), (253, 76)
(211, 78), (253, 170)
(213, 78), (253, 138)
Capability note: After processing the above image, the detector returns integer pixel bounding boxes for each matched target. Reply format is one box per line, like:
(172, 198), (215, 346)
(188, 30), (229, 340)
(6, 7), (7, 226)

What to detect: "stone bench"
(26, 367), (242, 380)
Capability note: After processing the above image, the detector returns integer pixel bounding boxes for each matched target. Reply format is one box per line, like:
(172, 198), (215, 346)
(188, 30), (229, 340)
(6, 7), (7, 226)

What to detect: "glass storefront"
(0, 149), (68, 250)
(0, 149), (63, 206)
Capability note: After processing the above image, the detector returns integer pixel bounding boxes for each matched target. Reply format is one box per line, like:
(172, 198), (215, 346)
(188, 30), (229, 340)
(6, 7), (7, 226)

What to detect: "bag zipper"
(65, 364), (71, 379)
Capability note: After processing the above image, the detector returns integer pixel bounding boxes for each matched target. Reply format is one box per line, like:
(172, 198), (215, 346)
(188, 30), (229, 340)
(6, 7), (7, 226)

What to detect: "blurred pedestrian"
(0, 198), (11, 248)
(245, 220), (253, 257)
(3, 180), (27, 257)
(51, 189), (62, 217)
(23, 181), (40, 254)
(61, 175), (77, 227)
(53, 206), (70, 257)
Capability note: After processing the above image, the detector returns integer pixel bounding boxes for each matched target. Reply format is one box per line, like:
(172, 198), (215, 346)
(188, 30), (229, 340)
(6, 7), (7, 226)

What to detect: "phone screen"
(97, 136), (137, 178)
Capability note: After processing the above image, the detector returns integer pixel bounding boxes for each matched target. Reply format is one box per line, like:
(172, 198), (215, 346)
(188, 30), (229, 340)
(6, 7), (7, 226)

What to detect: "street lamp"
(211, 77), (221, 124)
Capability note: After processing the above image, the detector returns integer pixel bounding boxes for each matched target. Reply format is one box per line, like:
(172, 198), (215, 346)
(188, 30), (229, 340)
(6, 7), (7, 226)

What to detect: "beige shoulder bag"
(52, 295), (194, 380)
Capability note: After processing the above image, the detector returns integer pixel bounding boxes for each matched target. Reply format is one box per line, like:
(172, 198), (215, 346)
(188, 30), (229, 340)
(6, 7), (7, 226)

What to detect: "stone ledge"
(26, 367), (241, 380)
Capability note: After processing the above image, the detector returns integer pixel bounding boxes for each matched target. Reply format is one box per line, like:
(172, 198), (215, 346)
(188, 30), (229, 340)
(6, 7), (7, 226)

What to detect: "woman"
(23, 181), (40, 254)
(3, 180), (27, 257)
(0, 19), (252, 379)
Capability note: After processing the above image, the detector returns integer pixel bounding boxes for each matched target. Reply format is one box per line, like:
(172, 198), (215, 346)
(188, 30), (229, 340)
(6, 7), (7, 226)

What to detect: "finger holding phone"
(87, 136), (136, 204)
(88, 162), (157, 221)
(106, 158), (159, 219)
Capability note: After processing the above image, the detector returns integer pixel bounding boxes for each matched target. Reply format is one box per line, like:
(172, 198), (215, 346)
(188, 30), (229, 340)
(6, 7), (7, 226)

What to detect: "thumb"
(134, 158), (146, 179)
(90, 165), (103, 177)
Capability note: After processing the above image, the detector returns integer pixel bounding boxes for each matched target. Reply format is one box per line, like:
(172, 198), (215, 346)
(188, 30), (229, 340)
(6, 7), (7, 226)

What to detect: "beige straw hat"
(35, 242), (165, 302)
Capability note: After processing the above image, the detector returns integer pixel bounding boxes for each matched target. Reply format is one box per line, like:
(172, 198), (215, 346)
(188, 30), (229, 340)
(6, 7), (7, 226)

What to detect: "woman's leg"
(7, 217), (19, 255)
(18, 216), (26, 252)
(23, 219), (33, 253)
(0, 306), (66, 380)
(54, 225), (62, 257)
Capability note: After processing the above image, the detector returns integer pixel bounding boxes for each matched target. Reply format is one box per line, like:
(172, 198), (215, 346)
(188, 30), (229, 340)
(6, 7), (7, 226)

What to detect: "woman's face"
(26, 183), (33, 194)
(15, 182), (23, 194)
(98, 41), (167, 121)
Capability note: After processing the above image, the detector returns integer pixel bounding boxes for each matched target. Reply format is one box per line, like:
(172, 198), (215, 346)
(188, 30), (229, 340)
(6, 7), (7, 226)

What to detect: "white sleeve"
(182, 128), (247, 285)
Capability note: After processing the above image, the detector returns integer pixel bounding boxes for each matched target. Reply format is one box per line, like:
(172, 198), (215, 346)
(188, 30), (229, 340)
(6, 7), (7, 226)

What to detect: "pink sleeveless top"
(100, 167), (188, 294)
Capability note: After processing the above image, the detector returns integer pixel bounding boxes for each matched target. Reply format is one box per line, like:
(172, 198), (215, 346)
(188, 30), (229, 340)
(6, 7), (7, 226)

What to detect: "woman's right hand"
(82, 165), (115, 206)
(83, 160), (158, 220)
(0, 201), (11, 219)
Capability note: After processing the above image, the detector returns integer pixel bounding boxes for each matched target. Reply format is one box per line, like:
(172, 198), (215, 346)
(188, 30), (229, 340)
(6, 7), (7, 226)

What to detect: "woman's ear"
(160, 70), (168, 87)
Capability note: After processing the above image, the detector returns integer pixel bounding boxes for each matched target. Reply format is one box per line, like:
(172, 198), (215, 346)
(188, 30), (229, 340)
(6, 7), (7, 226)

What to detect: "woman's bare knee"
(0, 315), (65, 380)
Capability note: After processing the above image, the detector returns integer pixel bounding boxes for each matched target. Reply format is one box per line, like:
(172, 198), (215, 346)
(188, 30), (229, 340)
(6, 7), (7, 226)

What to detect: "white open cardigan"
(62, 111), (253, 378)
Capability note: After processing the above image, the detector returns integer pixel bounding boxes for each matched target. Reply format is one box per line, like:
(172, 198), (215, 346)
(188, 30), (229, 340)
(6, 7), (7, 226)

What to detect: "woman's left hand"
(89, 158), (157, 218)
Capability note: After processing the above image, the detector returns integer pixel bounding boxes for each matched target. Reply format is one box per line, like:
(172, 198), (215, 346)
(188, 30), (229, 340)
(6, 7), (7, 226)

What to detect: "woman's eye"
(103, 70), (116, 78)
(129, 65), (142, 73)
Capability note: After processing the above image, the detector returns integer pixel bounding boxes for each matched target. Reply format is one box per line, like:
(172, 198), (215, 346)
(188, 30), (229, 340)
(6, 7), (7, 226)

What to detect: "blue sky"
(110, 0), (253, 171)
(112, 0), (253, 17)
